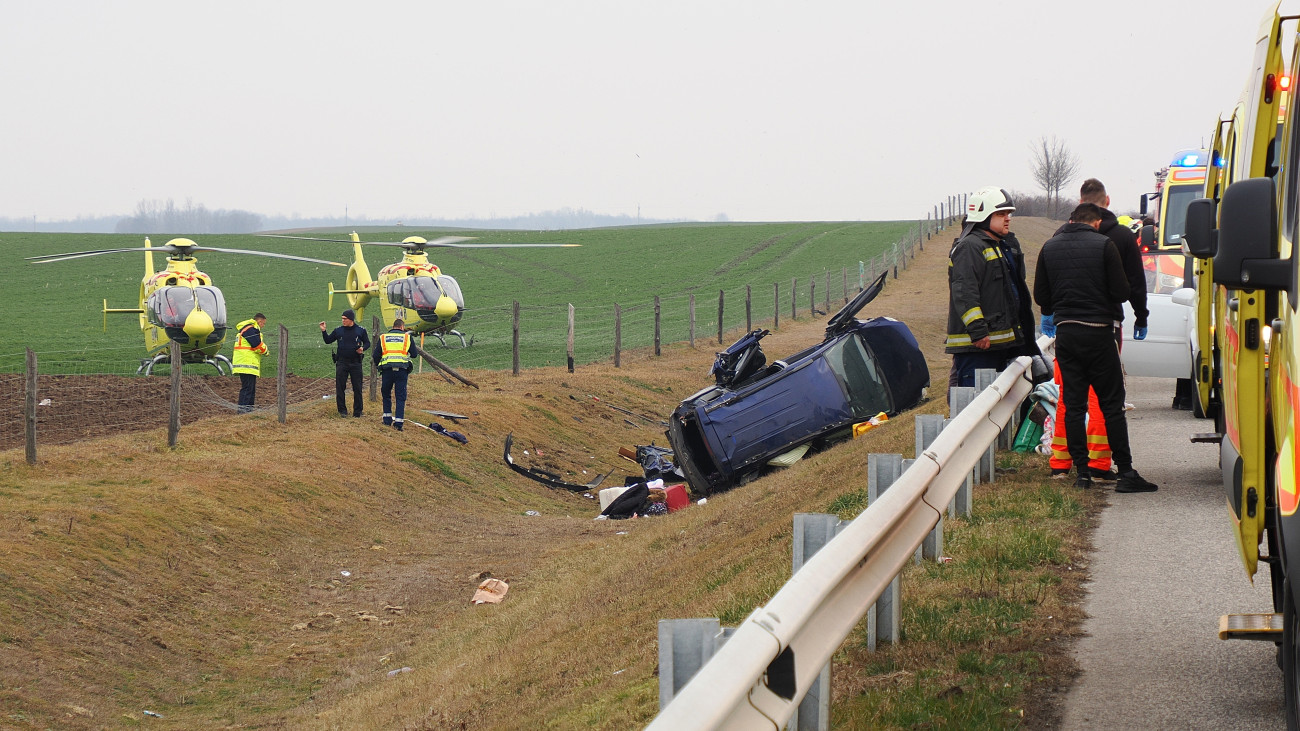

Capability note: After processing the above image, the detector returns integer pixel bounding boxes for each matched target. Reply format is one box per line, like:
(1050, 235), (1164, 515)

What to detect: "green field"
(1, 221), (920, 376)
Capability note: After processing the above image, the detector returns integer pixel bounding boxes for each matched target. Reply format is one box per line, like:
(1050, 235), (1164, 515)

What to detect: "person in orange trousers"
(1048, 359), (1116, 480)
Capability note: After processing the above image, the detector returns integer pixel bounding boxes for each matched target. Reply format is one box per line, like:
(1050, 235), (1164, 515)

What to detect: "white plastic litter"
(340, 570), (351, 577)
(386, 667), (413, 678)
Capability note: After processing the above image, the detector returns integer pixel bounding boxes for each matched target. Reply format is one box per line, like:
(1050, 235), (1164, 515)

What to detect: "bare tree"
(1029, 136), (1081, 217)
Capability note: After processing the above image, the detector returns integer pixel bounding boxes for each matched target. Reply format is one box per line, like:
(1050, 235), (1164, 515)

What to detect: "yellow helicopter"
(27, 237), (344, 374)
(262, 232), (578, 346)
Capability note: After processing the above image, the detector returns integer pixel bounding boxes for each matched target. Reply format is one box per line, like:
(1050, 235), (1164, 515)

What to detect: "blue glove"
(1040, 314), (1056, 338)
(1134, 325), (1148, 341)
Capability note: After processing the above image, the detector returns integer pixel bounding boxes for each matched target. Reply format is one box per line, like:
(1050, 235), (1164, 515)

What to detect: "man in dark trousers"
(373, 317), (415, 430)
(1034, 203), (1158, 493)
(231, 313), (268, 414)
(320, 309), (370, 418)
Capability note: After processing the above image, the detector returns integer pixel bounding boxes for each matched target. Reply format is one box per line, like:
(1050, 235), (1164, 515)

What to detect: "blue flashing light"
(1171, 149), (1207, 167)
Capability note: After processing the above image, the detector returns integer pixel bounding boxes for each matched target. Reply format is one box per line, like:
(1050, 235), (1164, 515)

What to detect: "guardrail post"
(902, 458), (942, 563)
(658, 619), (735, 710)
(24, 347), (37, 465)
(791, 513), (845, 731)
(974, 368), (998, 483)
(948, 386), (979, 487)
(914, 414), (949, 557)
(277, 324), (289, 424)
(867, 453), (902, 647)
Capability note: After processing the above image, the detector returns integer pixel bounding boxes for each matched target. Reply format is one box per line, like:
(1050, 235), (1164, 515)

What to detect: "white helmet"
(966, 186), (1016, 223)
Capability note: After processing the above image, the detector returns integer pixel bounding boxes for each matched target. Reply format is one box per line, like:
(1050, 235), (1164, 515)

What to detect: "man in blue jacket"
(320, 309), (370, 418)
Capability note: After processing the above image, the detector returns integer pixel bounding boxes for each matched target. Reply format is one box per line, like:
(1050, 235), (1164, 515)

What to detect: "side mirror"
(1140, 195), (1149, 216)
(1213, 177), (1291, 291)
(1171, 288), (1197, 307)
(1183, 198), (1217, 258)
(1138, 224), (1157, 252)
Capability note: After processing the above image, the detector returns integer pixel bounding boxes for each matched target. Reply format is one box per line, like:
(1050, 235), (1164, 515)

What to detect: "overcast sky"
(0, 1), (1281, 224)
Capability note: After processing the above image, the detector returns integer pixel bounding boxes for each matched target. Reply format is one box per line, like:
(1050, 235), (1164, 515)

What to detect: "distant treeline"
(0, 201), (684, 234)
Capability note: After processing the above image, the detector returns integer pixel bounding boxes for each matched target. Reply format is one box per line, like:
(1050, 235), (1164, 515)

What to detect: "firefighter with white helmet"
(945, 186), (1039, 387)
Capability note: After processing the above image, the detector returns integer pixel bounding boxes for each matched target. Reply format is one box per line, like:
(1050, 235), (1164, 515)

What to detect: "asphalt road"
(1059, 376), (1286, 730)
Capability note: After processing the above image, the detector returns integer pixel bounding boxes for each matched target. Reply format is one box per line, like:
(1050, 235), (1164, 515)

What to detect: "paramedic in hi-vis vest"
(373, 318), (416, 430)
(232, 313), (268, 414)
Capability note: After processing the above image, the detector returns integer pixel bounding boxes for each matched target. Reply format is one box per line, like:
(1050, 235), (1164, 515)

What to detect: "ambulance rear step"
(1191, 433), (1223, 444)
(1219, 613), (1283, 641)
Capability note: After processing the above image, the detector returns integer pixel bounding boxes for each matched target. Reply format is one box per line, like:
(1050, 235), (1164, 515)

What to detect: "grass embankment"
(0, 217), (1091, 729)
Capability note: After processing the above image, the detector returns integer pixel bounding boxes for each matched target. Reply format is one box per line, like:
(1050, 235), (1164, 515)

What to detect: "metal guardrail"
(646, 352), (1038, 730)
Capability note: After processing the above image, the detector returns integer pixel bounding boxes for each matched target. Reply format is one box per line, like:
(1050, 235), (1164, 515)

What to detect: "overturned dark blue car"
(666, 272), (929, 495)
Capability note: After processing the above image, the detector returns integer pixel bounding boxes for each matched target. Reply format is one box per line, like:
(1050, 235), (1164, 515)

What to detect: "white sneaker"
(1123, 402), (1135, 412)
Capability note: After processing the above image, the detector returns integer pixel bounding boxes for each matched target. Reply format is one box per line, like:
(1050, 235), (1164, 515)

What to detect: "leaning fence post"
(773, 282), (779, 330)
(168, 341), (181, 448)
(792, 513), (844, 731)
(842, 268), (849, 304)
(277, 324), (288, 424)
(717, 290), (725, 345)
(790, 277), (797, 320)
(654, 295), (661, 356)
(824, 270), (830, 314)
(512, 301), (521, 375)
(658, 619), (735, 710)
(614, 303), (622, 368)
(25, 347), (36, 465)
(867, 453), (903, 647)
(567, 304), (576, 373)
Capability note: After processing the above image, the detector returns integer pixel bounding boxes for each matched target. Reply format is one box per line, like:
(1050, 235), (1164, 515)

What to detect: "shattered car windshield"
(824, 334), (892, 418)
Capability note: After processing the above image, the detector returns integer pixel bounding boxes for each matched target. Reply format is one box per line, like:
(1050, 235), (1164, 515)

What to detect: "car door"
(1120, 251), (1194, 378)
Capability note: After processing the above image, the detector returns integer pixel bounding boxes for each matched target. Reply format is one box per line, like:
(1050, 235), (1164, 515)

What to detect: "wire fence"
(7, 200), (968, 461)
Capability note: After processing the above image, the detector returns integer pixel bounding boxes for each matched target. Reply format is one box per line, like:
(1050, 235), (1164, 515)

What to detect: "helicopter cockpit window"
(435, 275), (465, 308)
(386, 280), (408, 307)
(147, 287), (195, 328)
(408, 277), (444, 311)
(194, 286), (227, 328)
(146, 286), (229, 329)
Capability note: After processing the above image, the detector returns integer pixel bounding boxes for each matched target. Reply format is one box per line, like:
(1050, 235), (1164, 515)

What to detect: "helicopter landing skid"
(429, 329), (472, 348)
(136, 352), (233, 376)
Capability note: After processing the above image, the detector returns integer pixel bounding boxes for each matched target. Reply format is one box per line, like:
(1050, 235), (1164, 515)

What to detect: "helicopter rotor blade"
(258, 234), (356, 244)
(428, 242), (581, 248)
(257, 233), (577, 249)
(194, 247), (346, 266)
(25, 247), (175, 263)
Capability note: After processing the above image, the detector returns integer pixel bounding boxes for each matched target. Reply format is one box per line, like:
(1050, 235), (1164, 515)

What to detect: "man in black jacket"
(1079, 178), (1149, 346)
(1035, 203), (1158, 493)
(320, 309), (371, 417)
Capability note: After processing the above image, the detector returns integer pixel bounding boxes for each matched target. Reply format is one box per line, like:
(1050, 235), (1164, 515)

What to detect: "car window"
(1140, 252), (1189, 295)
(824, 333), (892, 418)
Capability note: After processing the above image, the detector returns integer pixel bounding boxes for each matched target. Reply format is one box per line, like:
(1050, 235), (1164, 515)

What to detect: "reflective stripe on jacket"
(231, 318), (267, 376)
(378, 331), (413, 369)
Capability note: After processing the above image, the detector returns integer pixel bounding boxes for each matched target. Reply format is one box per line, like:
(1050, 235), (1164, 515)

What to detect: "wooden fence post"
(654, 295), (661, 356)
(512, 300), (521, 376)
(689, 295), (695, 348)
(809, 276), (816, 316)
(567, 304), (575, 373)
(843, 267), (849, 303)
(717, 290), (724, 345)
(745, 285), (752, 332)
(773, 282), (779, 330)
(168, 341), (181, 448)
(824, 270), (830, 314)
(277, 324), (288, 424)
(790, 277), (797, 320)
(25, 347), (36, 465)
(614, 303), (622, 368)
